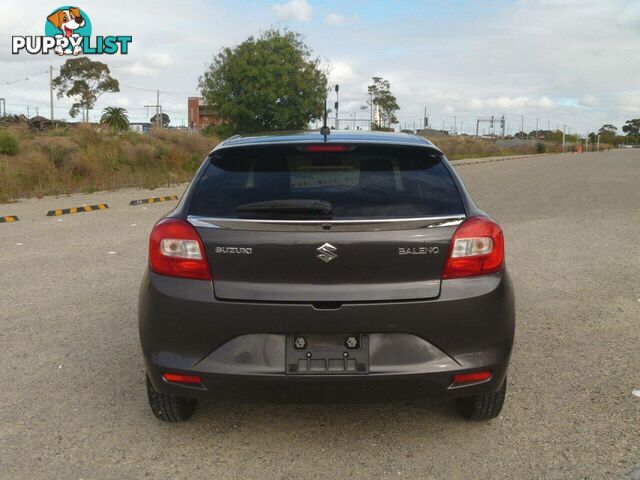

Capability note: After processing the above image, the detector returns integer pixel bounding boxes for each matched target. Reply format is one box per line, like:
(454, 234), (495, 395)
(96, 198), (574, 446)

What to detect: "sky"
(1, 0), (639, 135)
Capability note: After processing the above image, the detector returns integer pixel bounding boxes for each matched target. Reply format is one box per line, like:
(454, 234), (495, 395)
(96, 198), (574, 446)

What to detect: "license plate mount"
(286, 334), (369, 375)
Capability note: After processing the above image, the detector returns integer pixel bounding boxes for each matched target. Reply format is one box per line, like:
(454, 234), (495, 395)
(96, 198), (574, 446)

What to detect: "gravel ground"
(0, 150), (639, 479)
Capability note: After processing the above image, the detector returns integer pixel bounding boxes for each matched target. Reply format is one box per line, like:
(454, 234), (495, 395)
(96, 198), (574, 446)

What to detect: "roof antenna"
(320, 98), (330, 142)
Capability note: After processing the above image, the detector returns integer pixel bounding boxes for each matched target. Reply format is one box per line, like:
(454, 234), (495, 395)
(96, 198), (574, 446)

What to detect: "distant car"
(139, 131), (515, 422)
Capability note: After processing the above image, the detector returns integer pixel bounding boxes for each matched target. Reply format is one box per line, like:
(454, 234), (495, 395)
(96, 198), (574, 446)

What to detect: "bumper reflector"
(162, 373), (202, 385)
(452, 371), (492, 384)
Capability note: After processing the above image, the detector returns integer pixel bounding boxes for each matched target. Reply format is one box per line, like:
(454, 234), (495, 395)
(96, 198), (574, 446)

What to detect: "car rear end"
(139, 134), (515, 421)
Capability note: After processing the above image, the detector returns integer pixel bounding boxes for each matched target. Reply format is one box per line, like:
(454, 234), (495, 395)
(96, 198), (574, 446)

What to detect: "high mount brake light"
(442, 216), (504, 279)
(149, 218), (211, 280)
(300, 145), (353, 152)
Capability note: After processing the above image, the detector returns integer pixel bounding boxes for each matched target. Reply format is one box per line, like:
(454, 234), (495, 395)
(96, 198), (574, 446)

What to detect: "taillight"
(442, 216), (504, 279)
(149, 218), (211, 280)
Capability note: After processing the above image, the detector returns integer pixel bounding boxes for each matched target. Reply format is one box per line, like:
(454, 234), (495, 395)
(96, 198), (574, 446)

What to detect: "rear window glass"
(189, 145), (464, 219)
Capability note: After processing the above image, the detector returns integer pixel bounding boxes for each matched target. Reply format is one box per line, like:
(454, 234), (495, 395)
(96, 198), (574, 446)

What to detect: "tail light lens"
(442, 216), (504, 279)
(149, 218), (211, 280)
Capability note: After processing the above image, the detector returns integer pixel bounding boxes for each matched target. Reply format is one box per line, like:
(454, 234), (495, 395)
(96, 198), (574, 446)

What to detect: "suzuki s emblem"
(316, 242), (337, 263)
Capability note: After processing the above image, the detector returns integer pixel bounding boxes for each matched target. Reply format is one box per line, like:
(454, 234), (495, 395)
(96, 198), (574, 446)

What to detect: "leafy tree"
(367, 77), (400, 130)
(598, 124), (617, 136)
(595, 124), (618, 145)
(52, 57), (120, 122)
(100, 107), (129, 131)
(199, 29), (327, 135)
(150, 112), (170, 128)
(622, 118), (640, 140)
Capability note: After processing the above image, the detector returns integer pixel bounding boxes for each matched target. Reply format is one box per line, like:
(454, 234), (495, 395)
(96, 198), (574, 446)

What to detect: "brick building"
(187, 97), (218, 130)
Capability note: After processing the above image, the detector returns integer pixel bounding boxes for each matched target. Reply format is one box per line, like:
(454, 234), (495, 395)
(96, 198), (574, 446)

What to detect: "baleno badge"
(317, 243), (337, 263)
(398, 246), (439, 255)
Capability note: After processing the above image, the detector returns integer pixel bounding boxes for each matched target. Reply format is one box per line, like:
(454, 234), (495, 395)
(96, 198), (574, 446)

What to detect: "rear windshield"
(189, 145), (464, 220)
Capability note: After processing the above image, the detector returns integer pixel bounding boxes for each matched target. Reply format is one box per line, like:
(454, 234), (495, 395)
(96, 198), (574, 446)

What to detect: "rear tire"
(455, 377), (507, 421)
(146, 375), (197, 422)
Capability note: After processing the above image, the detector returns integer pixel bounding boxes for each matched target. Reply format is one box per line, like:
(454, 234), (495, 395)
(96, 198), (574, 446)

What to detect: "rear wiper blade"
(236, 199), (332, 214)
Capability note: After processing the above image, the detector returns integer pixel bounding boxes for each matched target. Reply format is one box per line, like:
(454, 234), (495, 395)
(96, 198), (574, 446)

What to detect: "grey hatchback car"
(139, 131), (515, 422)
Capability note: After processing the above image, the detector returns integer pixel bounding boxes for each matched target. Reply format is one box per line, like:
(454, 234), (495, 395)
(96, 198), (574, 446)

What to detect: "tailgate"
(194, 218), (461, 302)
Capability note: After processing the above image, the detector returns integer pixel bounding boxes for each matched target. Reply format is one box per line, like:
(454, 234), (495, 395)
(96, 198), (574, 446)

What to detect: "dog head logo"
(45, 6), (92, 55)
(47, 8), (85, 37)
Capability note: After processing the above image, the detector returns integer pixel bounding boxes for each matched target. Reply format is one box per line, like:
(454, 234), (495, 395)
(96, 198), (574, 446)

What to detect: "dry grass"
(0, 127), (567, 203)
(0, 126), (218, 202)
(424, 135), (562, 160)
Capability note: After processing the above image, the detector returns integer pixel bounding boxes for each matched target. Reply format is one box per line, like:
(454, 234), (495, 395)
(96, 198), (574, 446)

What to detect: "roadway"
(1, 149), (639, 479)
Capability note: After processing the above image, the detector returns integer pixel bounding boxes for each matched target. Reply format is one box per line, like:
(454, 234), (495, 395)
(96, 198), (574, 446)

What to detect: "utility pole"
(536, 117), (539, 139)
(157, 90), (160, 128)
(521, 115), (524, 140)
(596, 134), (600, 152)
(454, 116), (457, 135)
(562, 125), (566, 152)
(145, 91), (162, 129)
(334, 84), (339, 130)
(369, 92), (373, 130)
(424, 106), (428, 129)
(49, 65), (54, 121)
(0, 98), (5, 117)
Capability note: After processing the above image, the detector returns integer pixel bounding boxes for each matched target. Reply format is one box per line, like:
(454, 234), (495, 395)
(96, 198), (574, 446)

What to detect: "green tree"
(367, 77), (400, 130)
(622, 119), (640, 143)
(598, 124), (617, 136)
(150, 112), (170, 128)
(100, 107), (129, 131)
(52, 57), (120, 122)
(596, 124), (617, 145)
(199, 29), (327, 135)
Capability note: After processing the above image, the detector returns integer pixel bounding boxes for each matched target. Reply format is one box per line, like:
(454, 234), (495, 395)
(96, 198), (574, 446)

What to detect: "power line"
(1, 70), (49, 86)
(119, 83), (198, 97)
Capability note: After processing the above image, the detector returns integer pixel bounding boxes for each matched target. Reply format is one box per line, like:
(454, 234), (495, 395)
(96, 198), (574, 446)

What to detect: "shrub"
(0, 127), (219, 201)
(0, 130), (19, 155)
(37, 137), (76, 168)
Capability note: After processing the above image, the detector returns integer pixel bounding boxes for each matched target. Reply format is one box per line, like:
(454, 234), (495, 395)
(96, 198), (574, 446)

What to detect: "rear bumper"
(139, 270), (515, 400)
